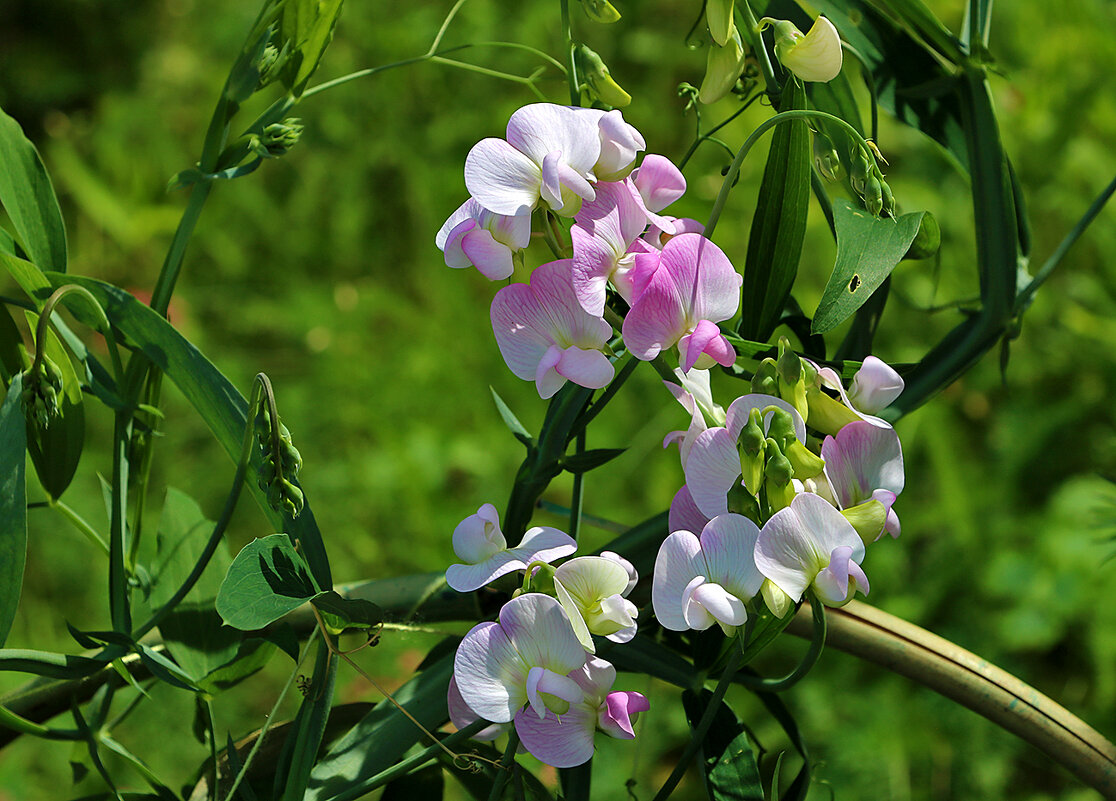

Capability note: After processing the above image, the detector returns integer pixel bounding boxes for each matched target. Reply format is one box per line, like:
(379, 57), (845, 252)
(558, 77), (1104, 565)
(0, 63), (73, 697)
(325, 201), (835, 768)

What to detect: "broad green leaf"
(0, 251), (50, 307)
(278, 0), (345, 95)
(150, 488), (241, 681)
(39, 273), (333, 588)
(381, 764), (444, 801)
(811, 200), (924, 334)
(306, 653), (453, 801)
(22, 311), (85, 500)
(681, 690), (764, 801)
(216, 534), (320, 630)
(0, 372), (27, 646)
(0, 107), (67, 273)
(740, 79), (811, 342)
(310, 590), (383, 635)
(559, 447), (626, 474)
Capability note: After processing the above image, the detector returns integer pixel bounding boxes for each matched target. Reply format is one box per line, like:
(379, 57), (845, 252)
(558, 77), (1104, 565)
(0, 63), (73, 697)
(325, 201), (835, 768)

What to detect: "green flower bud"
(784, 439), (826, 480)
(21, 356), (65, 429)
(751, 358), (779, 396)
(579, 0), (621, 24)
(761, 578), (793, 618)
(699, 29), (746, 105)
(864, 174), (884, 217)
(840, 499), (887, 543)
(706, 0), (736, 47)
(763, 438), (795, 512)
(576, 46), (632, 108)
(249, 118), (304, 159)
(738, 409), (766, 496)
(849, 148), (871, 195)
(813, 132), (843, 181)
(523, 562), (557, 595)
(764, 406), (798, 451)
(880, 178), (895, 217)
(256, 403), (305, 518)
(904, 212), (941, 260)
(804, 384), (860, 436)
(776, 338), (808, 420)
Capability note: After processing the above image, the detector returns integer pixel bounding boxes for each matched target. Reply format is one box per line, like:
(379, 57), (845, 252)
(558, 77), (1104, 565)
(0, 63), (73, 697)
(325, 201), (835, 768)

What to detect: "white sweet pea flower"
(554, 556), (639, 652)
(760, 16), (843, 83)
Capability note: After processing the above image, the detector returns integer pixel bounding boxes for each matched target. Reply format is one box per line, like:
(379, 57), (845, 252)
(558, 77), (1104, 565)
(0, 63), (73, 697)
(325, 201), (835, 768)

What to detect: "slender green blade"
(0, 107), (67, 273)
(278, 0), (346, 95)
(0, 373), (27, 646)
(740, 79), (811, 342)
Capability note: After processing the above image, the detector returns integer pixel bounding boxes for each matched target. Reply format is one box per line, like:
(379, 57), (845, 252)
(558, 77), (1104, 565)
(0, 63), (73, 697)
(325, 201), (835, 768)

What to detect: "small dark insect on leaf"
(296, 674), (312, 696)
(848, 274), (861, 292)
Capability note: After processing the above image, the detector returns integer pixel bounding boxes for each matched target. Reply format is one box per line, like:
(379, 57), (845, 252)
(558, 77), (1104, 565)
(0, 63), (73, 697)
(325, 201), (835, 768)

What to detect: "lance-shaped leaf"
(0, 373), (27, 647)
(740, 79), (810, 342)
(811, 200), (924, 334)
(559, 447), (626, 474)
(277, 0), (345, 95)
(216, 534), (321, 630)
(0, 107), (67, 274)
(681, 689), (764, 801)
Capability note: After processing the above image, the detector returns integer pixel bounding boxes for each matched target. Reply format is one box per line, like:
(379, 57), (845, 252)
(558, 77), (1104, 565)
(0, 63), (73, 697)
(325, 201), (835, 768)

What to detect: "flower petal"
(445, 550), (528, 593)
(460, 227), (515, 280)
(454, 621), (526, 723)
(683, 426), (739, 518)
(447, 675), (509, 741)
(599, 691), (650, 739)
(632, 154), (686, 212)
(465, 138), (542, 216)
(652, 530), (705, 631)
(511, 526), (578, 565)
(699, 514), (764, 601)
(669, 484), (712, 536)
(556, 346), (615, 390)
(499, 593), (587, 677)
(507, 104), (601, 175)
(514, 703), (596, 768)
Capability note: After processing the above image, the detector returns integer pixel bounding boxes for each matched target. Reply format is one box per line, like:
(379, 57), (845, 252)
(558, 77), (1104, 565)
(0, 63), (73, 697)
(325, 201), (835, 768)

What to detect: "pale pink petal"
(644, 217), (705, 250)
(535, 345), (567, 399)
(451, 503), (506, 564)
(491, 284), (552, 381)
(461, 227), (515, 280)
(658, 234), (741, 324)
(514, 703), (596, 768)
(848, 356), (904, 413)
(812, 545), (870, 605)
(499, 593), (587, 678)
(526, 666), (585, 718)
(599, 691), (650, 739)
(540, 150), (566, 209)
(465, 138), (542, 216)
(669, 485), (711, 536)
(436, 200), (478, 251)
(679, 318), (735, 372)
(507, 104), (601, 175)
(447, 675), (509, 741)
(592, 109), (646, 178)
(820, 421), (904, 508)
(698, 514), (764, 601)
(683, 427), (739, 518)
(617, 248), (662, 306)
(454, 621), (526, 722)
(442, 219), (477, 269)
(652, 531), (705, 631)
(511, 526), (578, 565)
(445, 550), (529, 593)
(688, 581), (747, 628)
(556, 346), (614, 390)
(680, 576), (718, 630)
(632, 154), (686, 212)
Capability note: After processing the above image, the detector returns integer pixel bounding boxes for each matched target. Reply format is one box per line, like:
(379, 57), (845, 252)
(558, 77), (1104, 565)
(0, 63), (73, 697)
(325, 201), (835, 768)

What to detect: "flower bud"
(576, 46), (632, 108)
(863, 174), (884, 217)
(776, 338), (808, 420)
(762, 16), (843, 83)
(813, 132), (843, 181)
(761, 578), (793, 618)
(699, 29), (746, 105)
(579, 0), (621, 24)
(751, 358), (779, 397)
(21, 356), (64, 429)
(849, 148), (871, 194)
(249, 118), (304, 159)
(763, 438), (795, 512)
(738, 409), (767, 496)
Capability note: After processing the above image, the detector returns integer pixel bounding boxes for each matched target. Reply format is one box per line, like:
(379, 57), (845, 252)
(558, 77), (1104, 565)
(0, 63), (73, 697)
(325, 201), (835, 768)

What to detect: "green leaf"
(559, 447), (626, 474)
(681, 690), (764, 801)
(149, 488), (241, 681)
(811, 200), (924, 334)
(38, 274), (333, 588)
(0, 304), (23, 383)
(310, 590), (383, 635)
(22, 311), (85, 500)
(0, 250), (51, 306)
(306, 653), (453, 801)
(0, 372), (27, 646)
(752, 690), (811, 801)
(0, 106), (67, 273)
(490, 386), (533, 448)
(195, 637), (277, 695)
(216, 534), (320, 630)
(601, 634), (697, 690)
(381, 764), (444, 801)
(740, 79), (811, 342)
(278, 638), (338, 801)
(277, 0), (345, 95)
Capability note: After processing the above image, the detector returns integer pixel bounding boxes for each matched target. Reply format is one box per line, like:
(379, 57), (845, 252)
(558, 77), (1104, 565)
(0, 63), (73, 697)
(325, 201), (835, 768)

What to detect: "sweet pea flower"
(848, 356), (905, 414)
(447, 675), (510, 741)
(805, 356), (904, 434)
(581, 108), (647, 182)
(445, 503), (576, 592)
(490, 259), (615, 399)
(631, 154), (687, 214)
(435, 198), (531, 281)
(653, 514), (765, 635)
(465, 103), (603, 217)
(669, 484), (712, 537)
(755, 492), (869, 607)
(663, 367), (726, 470)
(684, 394), (806, 518)
(554, 556), (639, 652)
(622, 233), (741, 372)
(822, 420), (904, 539)
(760, 16), (843, 83)
(453, 593), (588, 725)
(513, 657), (649, 768)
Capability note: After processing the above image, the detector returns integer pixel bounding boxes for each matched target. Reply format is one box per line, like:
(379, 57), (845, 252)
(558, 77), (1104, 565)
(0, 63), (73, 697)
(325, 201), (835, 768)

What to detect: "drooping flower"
(553, 556), (639, 651)
(683, 394), (806, 518)
(436, 198), (531, 281)
(445, 503), (577, 592)
(623, 233), (741, 372)
(652, 514), (764, 635)
(761, 16), (843, 83)
(805, 356), (903, 434)
(490, 259), (615, 399)
(662, 367), (726, 470)
(453, 593), (588, 725)
(513, 656), (649, 768)
(821, 420), (904, 539)
(754, 492), (869, 607)
(465, 103), (603, 217)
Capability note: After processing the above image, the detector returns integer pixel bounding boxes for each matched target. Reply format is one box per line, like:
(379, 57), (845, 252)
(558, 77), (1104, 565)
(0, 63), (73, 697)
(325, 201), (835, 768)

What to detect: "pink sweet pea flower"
(513, 656), (649, 768)
(622, 233), (741, 372)
(579, 108), (647, 182)
(436, 198), (531, 281)
(453, 593), (588, 726)
(464, 104), (602, 217)
(653, 514), (765, 635)
(683, 394), (806, 518)
(631, 154), (686, 213)
(445, 503), (576, 592)
(662, 368), (726, 469)
(490, 259), (616, 399)
(643, 216), (705, 250)
(754, 493), (870, 607)
(821, 421), (905, 538)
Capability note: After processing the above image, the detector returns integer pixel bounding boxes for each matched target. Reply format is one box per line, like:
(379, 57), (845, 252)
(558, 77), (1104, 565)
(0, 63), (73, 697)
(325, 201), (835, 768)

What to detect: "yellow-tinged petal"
(778, 16), (843, 83)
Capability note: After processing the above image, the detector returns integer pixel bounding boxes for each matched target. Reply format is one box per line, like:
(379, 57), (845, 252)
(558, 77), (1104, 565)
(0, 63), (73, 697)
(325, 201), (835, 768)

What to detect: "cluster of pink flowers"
(438, 103), (907, 769)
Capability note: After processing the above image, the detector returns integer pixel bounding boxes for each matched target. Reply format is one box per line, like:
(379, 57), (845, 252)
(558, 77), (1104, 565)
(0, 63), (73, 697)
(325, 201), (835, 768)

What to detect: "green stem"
(678, 91), (762, 171)
(131, 375), (266, 641)
(706, 109), (870, 239)
(737, 0), (780, 101)
(569, 429), (585, 543)
(735, 593), (826, 692)
(0, 703), (81, 741)
(41, 499), (110, 556)
(567, 354), (638, 440)
(560, 0), (580, 105)
(109, 410), (131, 634)
(488, 728), (521, 801)
(651, 644), (746, 801)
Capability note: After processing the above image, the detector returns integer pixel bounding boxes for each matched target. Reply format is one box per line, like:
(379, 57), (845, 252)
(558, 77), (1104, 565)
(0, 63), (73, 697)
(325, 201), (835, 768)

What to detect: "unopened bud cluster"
(248, 119), (304, 159)
(256, 406), (304, 518)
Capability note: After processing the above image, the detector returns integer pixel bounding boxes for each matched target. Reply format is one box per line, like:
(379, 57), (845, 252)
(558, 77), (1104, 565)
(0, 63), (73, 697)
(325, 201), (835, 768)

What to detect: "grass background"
(1, 0), (1115, 798)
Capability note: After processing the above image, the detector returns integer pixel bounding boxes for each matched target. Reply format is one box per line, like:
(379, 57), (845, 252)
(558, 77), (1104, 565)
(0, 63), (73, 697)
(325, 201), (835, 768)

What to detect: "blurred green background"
(1, 0), (1115, 798)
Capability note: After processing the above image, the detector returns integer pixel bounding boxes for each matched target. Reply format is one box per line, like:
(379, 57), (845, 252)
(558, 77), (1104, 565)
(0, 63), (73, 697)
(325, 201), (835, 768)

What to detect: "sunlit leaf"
(216, 534), (321, 630)
(681, 689), (763, 801)
(310, 590), (383, 635)
(0, 373), (27, 647)
(0, 106), (67, 273)
(278, 0), (345, 95)
(811, 200), (924, 335)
